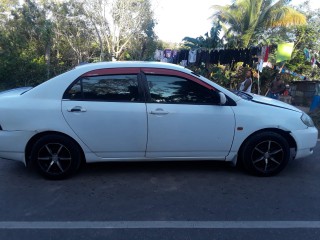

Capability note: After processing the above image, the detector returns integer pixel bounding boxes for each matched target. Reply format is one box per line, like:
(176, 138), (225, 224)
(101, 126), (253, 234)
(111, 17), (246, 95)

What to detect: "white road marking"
(0, 221), (320, 229)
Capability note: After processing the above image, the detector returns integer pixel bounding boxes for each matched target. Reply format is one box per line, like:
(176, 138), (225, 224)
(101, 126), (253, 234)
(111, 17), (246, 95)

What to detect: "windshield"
(231, 90), (253, 101)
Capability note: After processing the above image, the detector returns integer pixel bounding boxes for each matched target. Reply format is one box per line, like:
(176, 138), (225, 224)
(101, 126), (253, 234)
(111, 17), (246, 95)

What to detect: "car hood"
(0, 87), (33, 98)
(250, 94), (302, 113)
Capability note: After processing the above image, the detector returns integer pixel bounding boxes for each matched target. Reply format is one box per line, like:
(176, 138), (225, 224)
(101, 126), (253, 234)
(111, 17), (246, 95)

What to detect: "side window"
(64, 74), (140, 102)
(146, 75), (220, 104)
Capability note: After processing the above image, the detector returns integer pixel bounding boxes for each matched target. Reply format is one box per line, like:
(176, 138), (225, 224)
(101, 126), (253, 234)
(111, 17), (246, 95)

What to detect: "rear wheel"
(30, 134), (82, 179)
(240, 132), (290, 176)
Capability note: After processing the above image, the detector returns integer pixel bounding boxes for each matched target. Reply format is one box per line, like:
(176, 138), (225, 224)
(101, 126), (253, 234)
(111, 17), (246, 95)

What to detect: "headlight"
(301, 113), (315, 127)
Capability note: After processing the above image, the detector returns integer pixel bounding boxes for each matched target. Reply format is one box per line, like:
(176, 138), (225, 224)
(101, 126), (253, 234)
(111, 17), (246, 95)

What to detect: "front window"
(146, 75), (220, 104)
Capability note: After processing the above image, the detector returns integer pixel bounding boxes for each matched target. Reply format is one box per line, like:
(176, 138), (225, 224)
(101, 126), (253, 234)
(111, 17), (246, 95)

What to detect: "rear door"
(62, 68), (148, 158)
(142, 68), (235, 159)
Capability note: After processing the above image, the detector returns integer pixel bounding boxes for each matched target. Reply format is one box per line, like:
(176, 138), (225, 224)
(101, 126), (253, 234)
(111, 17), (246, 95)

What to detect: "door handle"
(67, 106), (87, 112)
(150, 108), (169, 115)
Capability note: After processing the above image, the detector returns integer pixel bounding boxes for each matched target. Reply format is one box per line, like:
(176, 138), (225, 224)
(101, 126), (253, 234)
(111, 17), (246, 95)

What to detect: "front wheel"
(240, 132), (290, 176)
(30, 134), (82, 180)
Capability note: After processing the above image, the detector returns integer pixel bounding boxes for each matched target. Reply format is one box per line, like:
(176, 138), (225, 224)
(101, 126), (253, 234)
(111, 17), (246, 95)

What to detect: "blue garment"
(310, 95), (320, 112)
(267, 91), (280, 99)
(304, 48), (311, 61)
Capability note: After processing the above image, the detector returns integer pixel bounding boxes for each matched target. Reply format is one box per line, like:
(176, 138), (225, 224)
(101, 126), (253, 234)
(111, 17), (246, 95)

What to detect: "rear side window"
(63, 74), (141, 102)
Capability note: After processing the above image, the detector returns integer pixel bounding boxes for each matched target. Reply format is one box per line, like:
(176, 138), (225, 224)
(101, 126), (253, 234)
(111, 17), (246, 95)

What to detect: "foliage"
(0, 0), (157, 90)
(182, 21), (223, 50)
(191, 0), (318, 93)
(284, 1), (320, 80)
(121, 5), (158, 61)
(0, 0), (51, 88)
(80, 0), (156, 61)
(212, 0), (307, 48)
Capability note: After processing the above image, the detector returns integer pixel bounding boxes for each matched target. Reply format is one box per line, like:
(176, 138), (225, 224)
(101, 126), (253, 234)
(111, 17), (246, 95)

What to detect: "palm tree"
(212, 0), (307, 48)
(182, 21), (223, 49)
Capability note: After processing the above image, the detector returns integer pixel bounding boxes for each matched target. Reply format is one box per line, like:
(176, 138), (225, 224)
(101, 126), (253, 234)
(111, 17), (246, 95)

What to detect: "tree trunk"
(45, 42), (51, 79)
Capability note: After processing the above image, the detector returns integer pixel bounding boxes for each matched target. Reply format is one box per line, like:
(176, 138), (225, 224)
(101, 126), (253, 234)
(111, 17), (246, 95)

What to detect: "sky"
(152, 0), (320, 43)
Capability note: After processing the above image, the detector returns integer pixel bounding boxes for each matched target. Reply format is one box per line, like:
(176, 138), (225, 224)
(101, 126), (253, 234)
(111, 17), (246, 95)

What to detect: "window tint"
(64, 74), (140, 102)
(146, 75), (220, 104)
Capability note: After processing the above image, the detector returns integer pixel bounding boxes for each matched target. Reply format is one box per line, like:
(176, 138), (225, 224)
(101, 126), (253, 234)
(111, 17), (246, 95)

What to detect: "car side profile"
(0, 62), (318, 179)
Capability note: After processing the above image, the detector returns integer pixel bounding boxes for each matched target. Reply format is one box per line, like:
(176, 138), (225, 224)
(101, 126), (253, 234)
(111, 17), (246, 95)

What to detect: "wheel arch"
(238, 128), (297, 160)
(25, 131), (86, 166)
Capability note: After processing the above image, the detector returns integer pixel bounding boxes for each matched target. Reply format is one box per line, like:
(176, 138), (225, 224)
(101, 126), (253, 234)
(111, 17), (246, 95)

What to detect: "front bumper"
(0, 130), (35, 164)
(291, 127), (318, 159)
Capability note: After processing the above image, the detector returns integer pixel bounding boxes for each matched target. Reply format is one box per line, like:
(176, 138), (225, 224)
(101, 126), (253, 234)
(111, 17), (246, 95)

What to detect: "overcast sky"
(151, 0), (320, 43)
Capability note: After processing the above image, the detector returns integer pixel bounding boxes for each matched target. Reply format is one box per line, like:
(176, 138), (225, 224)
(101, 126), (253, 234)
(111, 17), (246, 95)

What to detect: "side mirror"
(219, 92), (227, 105)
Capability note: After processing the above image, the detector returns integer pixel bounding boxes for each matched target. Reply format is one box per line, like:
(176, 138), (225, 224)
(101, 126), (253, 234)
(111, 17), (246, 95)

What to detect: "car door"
(61, 68), (147, 158)
(142, 68), (236, 159)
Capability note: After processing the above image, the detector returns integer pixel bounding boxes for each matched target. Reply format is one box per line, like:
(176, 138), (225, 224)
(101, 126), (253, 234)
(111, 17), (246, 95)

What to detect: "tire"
(240, 132), (290, 176)
(30, 134), (82, 180)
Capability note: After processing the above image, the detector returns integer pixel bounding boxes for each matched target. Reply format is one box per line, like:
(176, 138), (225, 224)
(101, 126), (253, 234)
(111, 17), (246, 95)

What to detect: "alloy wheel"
(251, 140), (284, 173)
(37, 143), (72, 175)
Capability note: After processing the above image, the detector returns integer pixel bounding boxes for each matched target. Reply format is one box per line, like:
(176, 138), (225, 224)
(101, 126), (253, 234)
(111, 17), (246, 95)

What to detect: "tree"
(49, 0), (97, 66)
(81, 0), (156, 61)
(0, 0), (19, 25)
(284, 1), (320, 80)
(123, 15), (158, 60)
(182, 21), (223, 50)
(212, 0), (307, 48)
(0, 0), (158, 90)
(0, 0), (53, 88)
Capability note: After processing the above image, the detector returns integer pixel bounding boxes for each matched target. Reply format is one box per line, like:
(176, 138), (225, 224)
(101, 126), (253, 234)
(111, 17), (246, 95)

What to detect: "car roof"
(74, 61), (191, 73)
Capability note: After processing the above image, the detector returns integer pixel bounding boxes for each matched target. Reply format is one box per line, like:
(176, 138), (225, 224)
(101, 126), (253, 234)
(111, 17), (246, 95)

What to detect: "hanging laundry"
(304, 48), (311, 61)
(260, 46), (267, 60)
(172, 50), (179, 64)
(164, 49), (172, 58)
(209, 50), (220, 64)
(178, 49), (189, 63)
(263, 46), (269, 62)
(188, 50), (197, 63)
(154, 49), (162, 61)
(160, 58), (167, 62)
(263, 62), (273, 69)
(257, 59), (264, 73)
(276, 42), (294, 63)
(180, 60), (188, 67)
(311, 56), (317, 68)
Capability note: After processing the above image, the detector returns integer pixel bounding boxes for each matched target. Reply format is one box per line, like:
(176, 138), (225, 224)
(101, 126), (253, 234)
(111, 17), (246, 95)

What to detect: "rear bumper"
(0, 130), (35, 164)
(291, 127), (318, 159)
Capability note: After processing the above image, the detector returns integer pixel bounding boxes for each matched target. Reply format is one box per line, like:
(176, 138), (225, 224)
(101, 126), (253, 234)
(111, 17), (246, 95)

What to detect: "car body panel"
(146, 103), (235, 158)
(62, 101), (148, 158)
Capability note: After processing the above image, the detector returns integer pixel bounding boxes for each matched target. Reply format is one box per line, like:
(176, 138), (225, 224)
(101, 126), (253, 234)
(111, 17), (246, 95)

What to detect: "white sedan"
(0, 62), (318, 179)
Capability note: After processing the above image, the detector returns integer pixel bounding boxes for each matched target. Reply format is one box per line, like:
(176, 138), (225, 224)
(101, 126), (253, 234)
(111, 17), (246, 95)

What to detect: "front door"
(143, 68), (235, 159)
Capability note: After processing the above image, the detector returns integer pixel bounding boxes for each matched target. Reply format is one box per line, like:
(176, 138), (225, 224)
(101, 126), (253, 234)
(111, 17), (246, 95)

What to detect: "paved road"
(0, 142), (319, 240)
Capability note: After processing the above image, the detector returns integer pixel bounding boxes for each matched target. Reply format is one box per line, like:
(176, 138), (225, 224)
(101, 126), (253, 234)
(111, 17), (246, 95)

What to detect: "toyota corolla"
(0, 62), (317, 179)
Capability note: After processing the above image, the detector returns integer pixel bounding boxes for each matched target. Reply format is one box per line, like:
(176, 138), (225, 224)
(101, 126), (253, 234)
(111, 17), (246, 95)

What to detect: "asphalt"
(0, 142), (319, 240)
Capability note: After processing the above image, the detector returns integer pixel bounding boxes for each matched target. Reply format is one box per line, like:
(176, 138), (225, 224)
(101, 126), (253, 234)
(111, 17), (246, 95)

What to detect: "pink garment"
(263, 46), (269, 62)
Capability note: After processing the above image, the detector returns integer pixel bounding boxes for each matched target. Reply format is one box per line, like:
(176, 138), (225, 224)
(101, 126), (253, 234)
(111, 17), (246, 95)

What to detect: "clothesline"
(154, 46), (274, 68)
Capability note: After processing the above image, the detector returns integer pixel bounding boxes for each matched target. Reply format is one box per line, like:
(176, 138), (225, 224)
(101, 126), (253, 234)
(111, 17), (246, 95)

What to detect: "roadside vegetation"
(0, 0), (320, 109)
(182, 0), (320, 94)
